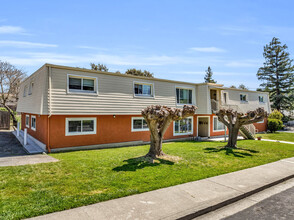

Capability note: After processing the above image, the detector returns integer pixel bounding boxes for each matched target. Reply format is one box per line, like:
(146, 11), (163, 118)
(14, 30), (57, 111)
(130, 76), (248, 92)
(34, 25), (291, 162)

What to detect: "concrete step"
(12, 130), (46, 154)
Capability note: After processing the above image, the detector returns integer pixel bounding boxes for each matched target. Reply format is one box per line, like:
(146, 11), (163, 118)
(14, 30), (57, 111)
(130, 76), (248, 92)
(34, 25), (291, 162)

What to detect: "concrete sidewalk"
(0, 154), (59, 167)
(30, 157), (294, 220)
(261, 139), (294, 145)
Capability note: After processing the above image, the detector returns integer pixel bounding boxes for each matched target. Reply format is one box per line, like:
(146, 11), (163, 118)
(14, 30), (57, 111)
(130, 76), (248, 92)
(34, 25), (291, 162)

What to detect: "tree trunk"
(3, 105), (17, 125)
(226, 126), (239, 148)
(146, 132), (164, 158)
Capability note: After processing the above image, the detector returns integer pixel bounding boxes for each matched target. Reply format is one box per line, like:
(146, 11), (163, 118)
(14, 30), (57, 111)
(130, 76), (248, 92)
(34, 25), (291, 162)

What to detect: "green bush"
(267, 118), (283, 132)
(268, 109), (283, 120)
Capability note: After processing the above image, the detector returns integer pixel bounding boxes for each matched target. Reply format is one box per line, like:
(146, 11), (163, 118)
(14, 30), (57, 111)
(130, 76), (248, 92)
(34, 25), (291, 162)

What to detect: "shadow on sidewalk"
(112, 156), (174, 172)
(204, 147), (259, 158)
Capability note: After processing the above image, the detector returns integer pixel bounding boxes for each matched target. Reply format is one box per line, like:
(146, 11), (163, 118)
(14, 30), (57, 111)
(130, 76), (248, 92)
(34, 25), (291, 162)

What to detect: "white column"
(17, 122), (20, 136)
(24, 128), (27, 146)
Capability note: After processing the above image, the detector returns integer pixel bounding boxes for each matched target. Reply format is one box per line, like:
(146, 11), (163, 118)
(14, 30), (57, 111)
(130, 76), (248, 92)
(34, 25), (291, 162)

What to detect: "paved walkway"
(30, 157), (294, 220)
(0, 130), (27, 157)
(0, 154), (59, 167)
(261, 139), (294, 145)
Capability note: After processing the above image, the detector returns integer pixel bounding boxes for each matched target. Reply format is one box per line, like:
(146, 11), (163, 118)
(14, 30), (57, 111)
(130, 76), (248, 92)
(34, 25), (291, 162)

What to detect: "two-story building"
(17, 64), (270, 152)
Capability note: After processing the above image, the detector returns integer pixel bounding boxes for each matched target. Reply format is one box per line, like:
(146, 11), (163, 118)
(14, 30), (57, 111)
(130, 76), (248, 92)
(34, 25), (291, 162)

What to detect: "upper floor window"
(68, 75), (97, 94)
(259, 96), (264, 103)
(240, 94), (247, 102)
(23, 85), (28, 97)
(28, 81), (34, 95)
(134, 82), (153, 97)
(176, 88), (193, 104)
(131, 117), (149, 131)
(213, 117), (225, 131)
(174, 117), (193, 135)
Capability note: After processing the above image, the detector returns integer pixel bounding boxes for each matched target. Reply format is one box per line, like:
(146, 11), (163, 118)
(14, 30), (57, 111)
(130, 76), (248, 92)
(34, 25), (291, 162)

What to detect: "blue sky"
(1, 0), (294, 89)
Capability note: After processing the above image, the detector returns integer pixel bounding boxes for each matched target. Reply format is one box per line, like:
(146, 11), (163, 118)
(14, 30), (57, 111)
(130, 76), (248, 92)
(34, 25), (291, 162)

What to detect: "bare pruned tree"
(142, 105), (197, 159)
(216, 107), (268, 148)
(0, 61), (26, 123)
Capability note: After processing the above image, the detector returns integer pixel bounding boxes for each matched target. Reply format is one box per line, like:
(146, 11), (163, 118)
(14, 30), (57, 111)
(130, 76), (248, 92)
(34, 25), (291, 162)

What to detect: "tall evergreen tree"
(204, 66), (217, 83)
(257, 37), (294, 111)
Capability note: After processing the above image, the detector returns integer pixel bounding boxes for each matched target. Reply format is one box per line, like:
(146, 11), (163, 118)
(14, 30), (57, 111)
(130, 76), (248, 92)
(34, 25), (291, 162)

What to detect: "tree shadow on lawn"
(204, 146), (259, 158)
(112, 156), (175, 172)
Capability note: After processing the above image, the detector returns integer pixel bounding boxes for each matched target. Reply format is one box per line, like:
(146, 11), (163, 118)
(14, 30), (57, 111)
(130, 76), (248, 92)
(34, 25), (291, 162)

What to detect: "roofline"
(22, 63), (269, 95)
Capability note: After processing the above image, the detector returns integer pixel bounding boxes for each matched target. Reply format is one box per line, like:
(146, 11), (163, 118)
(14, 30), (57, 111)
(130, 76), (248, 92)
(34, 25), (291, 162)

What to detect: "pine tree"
(204, 66), (217, 83)
(257, 37), (294, 111)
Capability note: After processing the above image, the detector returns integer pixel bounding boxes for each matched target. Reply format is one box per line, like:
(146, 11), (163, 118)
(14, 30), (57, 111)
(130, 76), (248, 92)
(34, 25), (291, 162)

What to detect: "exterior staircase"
(239, 124), (256, 140)
(211, 99), (256, 140)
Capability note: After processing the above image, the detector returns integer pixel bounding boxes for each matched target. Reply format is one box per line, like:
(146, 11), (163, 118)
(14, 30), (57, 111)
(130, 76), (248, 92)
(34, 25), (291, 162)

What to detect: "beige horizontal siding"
(17, 66), (48, 114)
(223, 89), (271, 113)
(196, 85), (209, 114)
(50, 68), (197, 115)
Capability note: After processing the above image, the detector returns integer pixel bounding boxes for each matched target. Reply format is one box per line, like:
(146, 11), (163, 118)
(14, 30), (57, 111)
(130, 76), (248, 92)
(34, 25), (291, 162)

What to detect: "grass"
(1, 140), (294, 219)
(258, 132), (294, 142)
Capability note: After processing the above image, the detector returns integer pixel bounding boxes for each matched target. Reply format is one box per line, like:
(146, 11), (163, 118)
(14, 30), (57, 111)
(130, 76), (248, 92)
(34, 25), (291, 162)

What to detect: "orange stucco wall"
(21, 113), (268, 150)
(21, 113), (48, 146)
(254, 118), (268, 132)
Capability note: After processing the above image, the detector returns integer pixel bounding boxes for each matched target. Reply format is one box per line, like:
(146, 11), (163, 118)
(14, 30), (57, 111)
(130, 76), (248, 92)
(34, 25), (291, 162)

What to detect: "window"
(23, 85), (28, 97)
(31, 115), (36, 131)
(132, 117), (149, 131)
(213, 117), (225, 131)
(28, 81), (34, 95)
(240, 94), (247, 102)
(223, 92), (228, 104)
(176, 88), (193, 104)
(259, 96), (264, 103)
(174, 117), (193, 135)
(68, 75), (97, 93)
(25, 115), (30, 128)
(257, 119), (265, 124)
(134, 82), (153, 97)
(66, 118), (96, 136)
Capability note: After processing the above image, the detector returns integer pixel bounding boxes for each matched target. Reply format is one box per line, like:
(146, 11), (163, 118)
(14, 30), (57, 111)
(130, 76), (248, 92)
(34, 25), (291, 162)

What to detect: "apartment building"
(17, 64), (270, 152)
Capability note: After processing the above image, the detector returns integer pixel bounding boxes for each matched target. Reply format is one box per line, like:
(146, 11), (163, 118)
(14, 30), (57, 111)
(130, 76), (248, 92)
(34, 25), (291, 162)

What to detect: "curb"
(176, 174), (294, 220)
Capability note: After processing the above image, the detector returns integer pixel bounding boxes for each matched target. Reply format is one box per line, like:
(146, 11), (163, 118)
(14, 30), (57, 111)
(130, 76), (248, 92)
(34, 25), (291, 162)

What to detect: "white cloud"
(225, 59), (262, 68)
(190, 47), (226, 53)
(0, 26), (27, 34)
(0, 52), (196, 67)
(0, 40), (58, 48)
(77, 45), (109, 51)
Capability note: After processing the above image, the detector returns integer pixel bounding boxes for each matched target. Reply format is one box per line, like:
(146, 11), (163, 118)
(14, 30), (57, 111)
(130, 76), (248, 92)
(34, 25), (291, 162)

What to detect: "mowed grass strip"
(259, 132), (294, 142)
(1, 140), (294, 219)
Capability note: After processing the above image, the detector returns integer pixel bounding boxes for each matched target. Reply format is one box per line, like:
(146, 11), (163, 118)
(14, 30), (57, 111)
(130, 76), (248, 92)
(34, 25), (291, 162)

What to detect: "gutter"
(47, 66), (52, 153)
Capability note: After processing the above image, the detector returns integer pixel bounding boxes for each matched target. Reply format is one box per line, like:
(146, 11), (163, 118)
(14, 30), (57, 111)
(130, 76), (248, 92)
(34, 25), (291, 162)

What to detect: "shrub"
(268, 109), (283, 120)
(267, 118), (283, 132)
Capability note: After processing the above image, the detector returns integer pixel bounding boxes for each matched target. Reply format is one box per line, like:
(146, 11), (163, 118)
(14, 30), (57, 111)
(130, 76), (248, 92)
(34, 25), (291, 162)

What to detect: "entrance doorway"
(197, 117), (210, 137)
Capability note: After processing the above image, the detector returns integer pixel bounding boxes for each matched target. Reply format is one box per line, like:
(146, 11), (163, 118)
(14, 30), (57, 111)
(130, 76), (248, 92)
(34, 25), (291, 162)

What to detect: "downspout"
(47, 66), (52, 153)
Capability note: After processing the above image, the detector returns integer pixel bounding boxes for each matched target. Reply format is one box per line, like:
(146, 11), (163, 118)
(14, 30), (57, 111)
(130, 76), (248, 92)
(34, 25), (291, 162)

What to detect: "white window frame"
(67, 74), (98, 95)
(65, 117), (97, 136)
(25, 115), (30, 128)
(28, 81), (34, 95)
(173, 116), (193, 136)
(175, 86), (195, 106)
(131, 117), (149, 132)
(23, 85), (28, 97)
(240, 93), (248, 103)
(258, 95), (265, 103)
(222, 92), (228, 104)
(133, 81), (155, 98)
(257, 119), (265, 124)
(213, 116), (225, 132)
(31, 115), (36, 131)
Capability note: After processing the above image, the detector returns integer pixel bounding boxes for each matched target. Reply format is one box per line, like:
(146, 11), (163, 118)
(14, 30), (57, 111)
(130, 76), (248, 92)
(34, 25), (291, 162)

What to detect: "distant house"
(17, 64), (271, 152)
(0, 94), (17, 111)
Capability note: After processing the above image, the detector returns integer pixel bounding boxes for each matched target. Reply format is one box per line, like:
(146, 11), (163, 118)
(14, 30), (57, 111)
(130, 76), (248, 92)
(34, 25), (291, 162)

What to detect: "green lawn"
(1, 140), (294, 219)
(258, 132), (294, 142)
